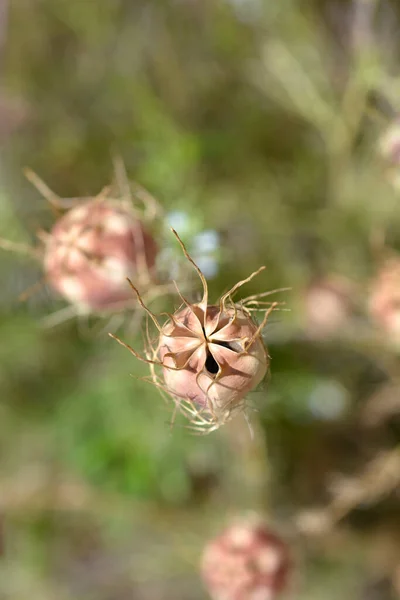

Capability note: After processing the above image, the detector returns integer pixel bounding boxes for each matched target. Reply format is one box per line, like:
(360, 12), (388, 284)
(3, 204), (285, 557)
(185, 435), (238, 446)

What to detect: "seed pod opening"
(111, 229), (284, 433)
(201, 518), (291, 600)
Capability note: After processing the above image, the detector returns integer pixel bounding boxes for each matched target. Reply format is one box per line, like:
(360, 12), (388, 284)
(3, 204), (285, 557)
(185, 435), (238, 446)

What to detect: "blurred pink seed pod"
(303, 276), (355, 338)
(201, 517), (291, 600)
(43, 196), (157, 314)
(0, 91), (30, 139)
(110, 229), (285, 433)
(368, 257), (400, 346)
(0, 166), (162, 324)
(378, 118), (400, 190)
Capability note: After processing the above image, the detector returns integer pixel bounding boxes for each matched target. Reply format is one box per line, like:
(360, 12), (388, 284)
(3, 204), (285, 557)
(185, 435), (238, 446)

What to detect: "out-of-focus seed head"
(201, 517), (291, 600)
(0, 166), (163, 326)
(379, 119), (400, 190)
(369, 257), (400, 346)
(110, 230), (284, 433)
(303, 276), (354, 338)
(44, 198), (157, 314)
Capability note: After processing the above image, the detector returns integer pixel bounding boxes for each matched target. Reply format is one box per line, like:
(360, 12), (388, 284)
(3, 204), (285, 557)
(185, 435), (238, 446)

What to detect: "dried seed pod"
(0, 166), (162, 325)
(159, 302), (268, 416)
(201, 517), (291, 600)
(111, 230), (284, 433)
(303, 275), (355, 338)
(368, 256), (400, 346)
(43, 197), (157, 313)
(379, 118), (400, 190)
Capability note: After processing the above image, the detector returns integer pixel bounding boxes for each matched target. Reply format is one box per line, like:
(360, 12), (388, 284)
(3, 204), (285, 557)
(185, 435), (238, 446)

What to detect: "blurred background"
(1, 0), (400, 598)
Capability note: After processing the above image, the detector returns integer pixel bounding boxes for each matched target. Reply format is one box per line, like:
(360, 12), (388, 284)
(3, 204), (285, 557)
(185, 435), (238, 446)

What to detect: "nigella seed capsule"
(201, 517), (291, 600)
(110, 229), (285, 433)
(43, 197), (158, 314)
(303, 275), (355, 339)
(368, 256), (400, 347)
(0, 166), (162, 326)
(158, 303), (268, 414)
(379, 118), (400, 190)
